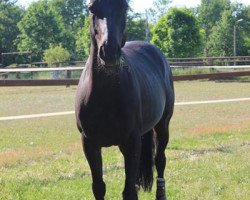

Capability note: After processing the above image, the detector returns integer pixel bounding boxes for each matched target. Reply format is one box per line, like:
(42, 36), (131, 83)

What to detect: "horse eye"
(89, 6), (103, 18)
(88, 5), (94, 13)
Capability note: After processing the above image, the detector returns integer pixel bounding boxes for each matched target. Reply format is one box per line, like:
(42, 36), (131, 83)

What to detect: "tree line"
(0, 0), (249, 66)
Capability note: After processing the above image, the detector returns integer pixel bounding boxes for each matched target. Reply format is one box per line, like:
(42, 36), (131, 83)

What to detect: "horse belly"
(139, 78), (166, 134)
(141, 93), (165, 134)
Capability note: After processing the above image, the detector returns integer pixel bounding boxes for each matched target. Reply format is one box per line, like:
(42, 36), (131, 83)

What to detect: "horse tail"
(138, 130), (155, 191)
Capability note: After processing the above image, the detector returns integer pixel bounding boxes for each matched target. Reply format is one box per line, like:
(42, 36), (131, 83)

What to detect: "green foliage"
(234, 4), (250, 56)
(207, 10), (234, 56)
(17, 0), (86, 61)
(76, 16), (90, 60)
(49, 0), (87, 59)
(198, 0), (231, 55)
(151, 8), (202, 58)
(126, 13), (146, 41)
(147, 0), (172, 23)
(50, 0), (87, 31)
(43, 44), (70, 67)
(198, 0), (231, 34)
(207, 4), (250, 56)
(0, 0), (23, 64)
(17, 0), (66, 61)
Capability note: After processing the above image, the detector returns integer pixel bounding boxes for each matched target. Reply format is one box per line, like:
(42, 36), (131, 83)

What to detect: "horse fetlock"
(156, 178), (167, 200)
(122, 188), (138, 200)
(92, 181), (106, 200)
(156, 196), (167, 200)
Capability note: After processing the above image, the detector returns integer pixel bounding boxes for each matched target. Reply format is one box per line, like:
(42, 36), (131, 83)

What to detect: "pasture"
(0, 80), (249, 200)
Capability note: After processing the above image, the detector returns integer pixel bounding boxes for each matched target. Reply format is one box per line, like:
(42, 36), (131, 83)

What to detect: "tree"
(0, 0), (23, 64)
(0, 0), (17, 7)
(17, 0), (67, 61)
(49, 0), (87, 59)
(76, 15), (90, 60)
(17, 0), (87, 61)
(232, 4), (250, 56)
(198, 0), (231, 55)
(126, 13), (146, 41)
(151, 8), (202, 58)
(207, 9), (234, 56)
(147, 0), (172, 23)
(207, 4), (250, 56)
(50, 0), (87, 31)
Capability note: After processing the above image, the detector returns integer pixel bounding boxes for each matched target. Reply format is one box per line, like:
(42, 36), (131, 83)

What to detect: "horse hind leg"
(154, 116), (171, 200)
(81, 135), (106, 200)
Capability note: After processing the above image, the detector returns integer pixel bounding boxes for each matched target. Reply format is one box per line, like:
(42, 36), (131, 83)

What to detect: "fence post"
(66, 70), (71, 79)
(2, 73), (8, 79)
(16, 72), (21, 79)
(66, 70), (71, 87)
(30, 72), (33, 79)
(208, 58), (214, 66)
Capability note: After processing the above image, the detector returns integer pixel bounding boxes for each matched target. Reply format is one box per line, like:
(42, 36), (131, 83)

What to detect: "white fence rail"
(0, 66), (83, 73)
(1, 65), (250, 73)
(1, 97), (250, 121)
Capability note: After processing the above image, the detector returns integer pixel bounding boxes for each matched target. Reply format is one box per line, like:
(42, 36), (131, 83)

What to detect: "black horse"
(75, 0), (174, 199)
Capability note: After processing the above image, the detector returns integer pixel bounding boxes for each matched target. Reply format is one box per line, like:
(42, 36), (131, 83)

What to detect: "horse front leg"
(119, 132), (141, 200)
(81, 135), (106, 200)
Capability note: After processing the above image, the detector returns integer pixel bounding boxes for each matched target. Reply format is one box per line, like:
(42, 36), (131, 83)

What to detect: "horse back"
(122, 41), (173, 89)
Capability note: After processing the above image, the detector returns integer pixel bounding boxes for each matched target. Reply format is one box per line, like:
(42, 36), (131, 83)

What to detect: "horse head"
(88, 0), (128, 66)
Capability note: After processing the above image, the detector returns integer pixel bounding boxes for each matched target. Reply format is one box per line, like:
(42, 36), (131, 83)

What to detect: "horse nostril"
(117, 48), (121, 57)
(99, 45), (106, 61)
(99, 42), (121, 65)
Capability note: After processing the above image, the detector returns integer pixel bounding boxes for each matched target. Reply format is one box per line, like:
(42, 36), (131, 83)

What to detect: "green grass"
(172, 68), (216, 75)
(171, 67), (250, 76)
(0, 81), (250, 199)
(1, 127), (249, 200)
(0, 86), (76, 116)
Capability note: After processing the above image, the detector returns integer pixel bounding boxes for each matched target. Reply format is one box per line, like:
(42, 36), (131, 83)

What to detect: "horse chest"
(78, 94), (131, 145)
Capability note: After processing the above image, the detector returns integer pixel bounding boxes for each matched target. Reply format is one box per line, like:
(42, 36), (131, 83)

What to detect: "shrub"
(43, 44), (70, 67)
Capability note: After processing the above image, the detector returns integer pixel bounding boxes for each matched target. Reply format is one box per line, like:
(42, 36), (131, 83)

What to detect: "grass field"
(0, 81), (250, 200)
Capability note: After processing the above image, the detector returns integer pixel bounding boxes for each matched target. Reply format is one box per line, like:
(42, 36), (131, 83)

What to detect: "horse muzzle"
(99, 43), (121, 66)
